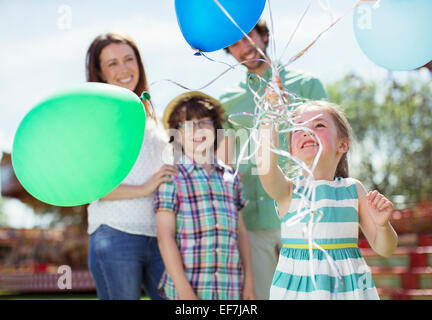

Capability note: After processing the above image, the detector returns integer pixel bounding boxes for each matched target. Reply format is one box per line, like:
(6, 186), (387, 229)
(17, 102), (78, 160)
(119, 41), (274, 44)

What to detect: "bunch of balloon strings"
(150, 0), (366, 298)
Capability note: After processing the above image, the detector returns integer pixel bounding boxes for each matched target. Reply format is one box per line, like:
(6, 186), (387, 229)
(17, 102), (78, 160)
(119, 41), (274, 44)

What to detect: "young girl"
(256, 96), (398, 300)
(154, 91), (255, 300)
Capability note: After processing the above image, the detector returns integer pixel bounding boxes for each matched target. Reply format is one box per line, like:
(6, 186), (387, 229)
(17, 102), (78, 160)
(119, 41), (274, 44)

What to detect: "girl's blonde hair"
(289, 100), (354, 178)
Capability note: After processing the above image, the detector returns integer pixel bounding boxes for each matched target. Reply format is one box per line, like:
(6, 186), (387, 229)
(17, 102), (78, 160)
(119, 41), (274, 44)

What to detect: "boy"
(154, 91), (255, 300)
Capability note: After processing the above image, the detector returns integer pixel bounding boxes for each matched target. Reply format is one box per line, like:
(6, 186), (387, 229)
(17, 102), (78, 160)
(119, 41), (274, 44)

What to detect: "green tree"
(327, 73), (432, 206)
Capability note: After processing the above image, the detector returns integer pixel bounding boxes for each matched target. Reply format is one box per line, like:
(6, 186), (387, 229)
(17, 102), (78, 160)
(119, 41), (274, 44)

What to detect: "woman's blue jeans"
(88, 224), (165, 300)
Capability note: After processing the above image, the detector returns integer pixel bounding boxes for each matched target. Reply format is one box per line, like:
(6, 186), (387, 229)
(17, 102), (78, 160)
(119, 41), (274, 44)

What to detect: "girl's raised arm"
(256, 119), (293, 214)
(256, 78), (293, 215)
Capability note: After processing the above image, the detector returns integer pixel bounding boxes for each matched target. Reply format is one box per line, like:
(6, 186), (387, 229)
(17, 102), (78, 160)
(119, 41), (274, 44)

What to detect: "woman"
(85, 33), (177, 300)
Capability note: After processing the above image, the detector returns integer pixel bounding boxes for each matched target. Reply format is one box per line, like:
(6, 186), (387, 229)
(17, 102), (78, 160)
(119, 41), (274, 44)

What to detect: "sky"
(0, 0), (430, 228)
(0, 0), (403, 152)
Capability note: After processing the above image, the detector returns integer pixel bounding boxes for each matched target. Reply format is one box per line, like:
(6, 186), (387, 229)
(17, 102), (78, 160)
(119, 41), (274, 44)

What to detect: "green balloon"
(12, 83), (146, 207)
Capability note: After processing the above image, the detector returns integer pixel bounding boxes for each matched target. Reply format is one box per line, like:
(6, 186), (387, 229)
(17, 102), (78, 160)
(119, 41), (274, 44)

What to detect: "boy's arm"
(356, 182), (398, 257)
(156, 209), (199, 300)
(237, 211), (255, 300)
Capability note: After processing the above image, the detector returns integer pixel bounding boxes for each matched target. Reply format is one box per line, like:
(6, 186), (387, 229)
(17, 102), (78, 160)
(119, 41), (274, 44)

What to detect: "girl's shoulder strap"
(338, 177), (362, 200)
(335, 176), (358, 187)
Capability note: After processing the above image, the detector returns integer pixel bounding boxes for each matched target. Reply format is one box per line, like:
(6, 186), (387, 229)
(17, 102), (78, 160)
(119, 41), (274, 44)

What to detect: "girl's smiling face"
(290, 107), (343, 164)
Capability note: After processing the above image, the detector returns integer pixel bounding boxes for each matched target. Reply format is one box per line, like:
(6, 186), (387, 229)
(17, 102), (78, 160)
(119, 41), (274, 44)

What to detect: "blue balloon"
(353, 0), (432, 71)
(175, 0), (266, 52)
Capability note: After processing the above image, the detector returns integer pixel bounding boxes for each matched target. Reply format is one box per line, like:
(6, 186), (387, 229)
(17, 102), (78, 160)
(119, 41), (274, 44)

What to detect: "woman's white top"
(87, 117), (172, 237)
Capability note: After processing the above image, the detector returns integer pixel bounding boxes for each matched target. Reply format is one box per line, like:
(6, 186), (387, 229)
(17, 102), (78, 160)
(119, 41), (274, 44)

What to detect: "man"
(218, 20), (328, 300)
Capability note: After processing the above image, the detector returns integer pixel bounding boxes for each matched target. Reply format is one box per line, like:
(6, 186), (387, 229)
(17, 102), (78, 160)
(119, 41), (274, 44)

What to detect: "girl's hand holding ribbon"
(264, 76), (290, 108)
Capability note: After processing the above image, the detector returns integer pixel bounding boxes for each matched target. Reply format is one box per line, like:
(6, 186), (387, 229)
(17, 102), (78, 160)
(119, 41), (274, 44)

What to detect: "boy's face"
(179, 117), (215, 161)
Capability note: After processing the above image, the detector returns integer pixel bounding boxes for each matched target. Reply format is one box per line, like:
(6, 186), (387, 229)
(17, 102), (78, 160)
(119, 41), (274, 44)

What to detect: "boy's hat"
(162, 91), (222, 130)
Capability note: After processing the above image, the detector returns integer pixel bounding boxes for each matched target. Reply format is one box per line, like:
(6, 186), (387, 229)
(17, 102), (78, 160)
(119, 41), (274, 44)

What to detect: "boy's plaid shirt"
(154, 156), (248, 300)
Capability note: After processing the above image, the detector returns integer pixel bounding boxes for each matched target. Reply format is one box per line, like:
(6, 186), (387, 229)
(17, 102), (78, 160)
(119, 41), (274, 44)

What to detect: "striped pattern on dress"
(270, 176), (379, 300)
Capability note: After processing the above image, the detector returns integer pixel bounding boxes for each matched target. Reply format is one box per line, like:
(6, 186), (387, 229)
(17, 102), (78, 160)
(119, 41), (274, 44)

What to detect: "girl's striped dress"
(270, 177), (379, 300)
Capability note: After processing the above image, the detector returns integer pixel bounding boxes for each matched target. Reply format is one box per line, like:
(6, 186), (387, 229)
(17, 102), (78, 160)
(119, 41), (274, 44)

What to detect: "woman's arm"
(156, 209), (199, 300)
(101, 164), (178, 201)
(357, 182), (398, 257)
(237, 211), (256, 300)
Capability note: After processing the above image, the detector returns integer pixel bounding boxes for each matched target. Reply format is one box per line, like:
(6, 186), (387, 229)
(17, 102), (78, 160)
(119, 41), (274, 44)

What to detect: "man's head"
(224, 20), (270, 74)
